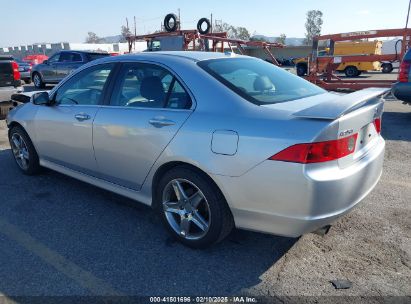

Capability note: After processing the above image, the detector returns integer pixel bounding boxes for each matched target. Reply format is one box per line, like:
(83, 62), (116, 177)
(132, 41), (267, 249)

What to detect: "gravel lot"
(0, 88), (410, 302)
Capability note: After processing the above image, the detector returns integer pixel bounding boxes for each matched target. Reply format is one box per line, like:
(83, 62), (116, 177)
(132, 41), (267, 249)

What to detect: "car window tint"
(166, 79), (192, 109)
(198, 58), (325, 105)
(48, 54), (60, 63)
(72, 53), (82, 62)
(59, 53), (73, 62)
(111, 63), (191, 109)
(55, 64), (113, 105)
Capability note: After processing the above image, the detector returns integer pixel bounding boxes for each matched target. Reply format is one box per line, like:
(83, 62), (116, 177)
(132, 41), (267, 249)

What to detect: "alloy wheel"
(10, 133), (30, 170)
(162, 178), (211, 240)
(33, 74), (41, 87)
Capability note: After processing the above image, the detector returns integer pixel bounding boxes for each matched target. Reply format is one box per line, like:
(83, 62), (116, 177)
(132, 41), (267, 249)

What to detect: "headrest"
(253, 76), (273, 91)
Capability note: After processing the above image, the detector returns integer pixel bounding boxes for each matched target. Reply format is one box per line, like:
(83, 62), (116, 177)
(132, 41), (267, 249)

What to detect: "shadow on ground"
(0, 149), (297, 297)
(382, 107), (411, 141)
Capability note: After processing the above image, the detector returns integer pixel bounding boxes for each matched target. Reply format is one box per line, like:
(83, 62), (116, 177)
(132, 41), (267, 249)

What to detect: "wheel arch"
(150, 161), (227, 209)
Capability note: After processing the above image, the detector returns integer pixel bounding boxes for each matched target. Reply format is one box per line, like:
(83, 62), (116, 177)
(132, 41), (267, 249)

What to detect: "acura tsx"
(6, 52), (386, 248)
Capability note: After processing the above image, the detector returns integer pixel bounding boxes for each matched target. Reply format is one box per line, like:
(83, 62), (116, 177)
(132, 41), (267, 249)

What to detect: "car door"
(33, 63), (115, 175)
(41, 53), (60, 82)
(55, 52), (74, 81)
(93, 62), (193, 190)
(65, 52), (84, 76)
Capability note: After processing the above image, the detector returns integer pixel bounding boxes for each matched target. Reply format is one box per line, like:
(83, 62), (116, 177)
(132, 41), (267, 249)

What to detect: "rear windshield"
(198, 58), (325, 105)
(86, 53), (110, 61)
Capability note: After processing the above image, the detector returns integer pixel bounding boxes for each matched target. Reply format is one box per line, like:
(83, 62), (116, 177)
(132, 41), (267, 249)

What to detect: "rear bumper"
(392, 82), (411, 104)
(20, 71), (31, 80)
(214, 137), (385, 237)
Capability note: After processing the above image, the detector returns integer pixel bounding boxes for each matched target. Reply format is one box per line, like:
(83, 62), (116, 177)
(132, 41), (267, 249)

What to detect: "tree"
(304, 10), (323, 45)
(85, 32), (101, 43)
(276, 33), (286, 45)
(120, 26), (132, 43)
(213, 22), (250, 40)
(250, 36), (268, 42)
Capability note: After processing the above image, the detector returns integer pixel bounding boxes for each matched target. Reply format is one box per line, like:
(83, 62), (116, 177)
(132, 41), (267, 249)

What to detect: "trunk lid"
(264, 88), (387, 168)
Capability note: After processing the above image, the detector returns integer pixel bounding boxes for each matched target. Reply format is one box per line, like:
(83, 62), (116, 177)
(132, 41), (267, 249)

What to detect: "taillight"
(373, 118), (381, 134)
(269, 134), (358, 164)
(398, 60), (410, 82)
(11, 61), (21, 80)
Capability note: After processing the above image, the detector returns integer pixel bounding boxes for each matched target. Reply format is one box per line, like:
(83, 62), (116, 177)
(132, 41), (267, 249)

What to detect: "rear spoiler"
(293, 88), (389, 120)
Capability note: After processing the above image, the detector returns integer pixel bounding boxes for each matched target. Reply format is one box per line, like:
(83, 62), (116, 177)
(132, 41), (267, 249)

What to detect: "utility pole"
(178, 8), (181, 30)
(406, 0), (411, 29)
(210, 13), (213, 33)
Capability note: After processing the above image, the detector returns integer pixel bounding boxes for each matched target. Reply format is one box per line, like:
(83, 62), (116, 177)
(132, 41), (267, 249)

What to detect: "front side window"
(110, 63), (191, 109)
(48, 54), (60, 64)
(59, 52), (73, 62)
(198, 58), (325, 105)
(54, 63), (113, 105)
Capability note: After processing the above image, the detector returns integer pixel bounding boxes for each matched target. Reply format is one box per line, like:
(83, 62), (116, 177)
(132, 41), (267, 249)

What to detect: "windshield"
(198, 58), (325, 105)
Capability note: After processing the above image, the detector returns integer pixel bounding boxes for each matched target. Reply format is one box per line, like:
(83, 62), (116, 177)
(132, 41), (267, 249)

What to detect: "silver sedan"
(6, 52), (386, 248)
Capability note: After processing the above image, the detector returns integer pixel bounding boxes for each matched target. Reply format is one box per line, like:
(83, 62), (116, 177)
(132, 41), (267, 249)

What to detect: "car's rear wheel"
(344, 66), (359, 77)
(9, 126), (41, 175)
(296, 64), (307, 76)
(381, 63), (393, 73)
(156, 166), (234, 248)
(33, 73), (45, 89)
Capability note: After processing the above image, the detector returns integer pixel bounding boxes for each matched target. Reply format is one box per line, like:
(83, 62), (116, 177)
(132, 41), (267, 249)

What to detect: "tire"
(381, 63), (393, 73)
(32, 73), (45, 89)
(8, 126), (41, 175)
(155, 166), (234, 248)
(197, 18), (211, 34)
(344, 66), (359, 77)
(296, 64), (307, 76)
(164, 13), (178, 32)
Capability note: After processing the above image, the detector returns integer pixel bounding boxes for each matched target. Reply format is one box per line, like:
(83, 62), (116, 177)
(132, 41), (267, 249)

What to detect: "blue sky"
(1, 0), (409, 47)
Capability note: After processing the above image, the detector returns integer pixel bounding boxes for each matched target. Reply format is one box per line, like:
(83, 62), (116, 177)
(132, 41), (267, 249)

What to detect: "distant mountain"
(251, 35), (306, 46)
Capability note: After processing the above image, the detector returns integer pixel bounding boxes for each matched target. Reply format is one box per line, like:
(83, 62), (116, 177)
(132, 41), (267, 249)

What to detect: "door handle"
(149, 117), (176, 127)
(74, 113), (91, 121)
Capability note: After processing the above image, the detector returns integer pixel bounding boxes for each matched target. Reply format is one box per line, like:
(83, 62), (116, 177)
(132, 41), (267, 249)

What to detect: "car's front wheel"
(9, 126), (41, 175)
(156, 166), (234, 248)
(32, 73), (45, 89)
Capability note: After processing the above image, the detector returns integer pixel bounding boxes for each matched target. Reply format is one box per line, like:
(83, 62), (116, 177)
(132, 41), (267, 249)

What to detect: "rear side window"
(0, 62), (12, 74)
(86, 53), (110, 61)
(198, 58), (325, 105)
(110, 62), (192, 109)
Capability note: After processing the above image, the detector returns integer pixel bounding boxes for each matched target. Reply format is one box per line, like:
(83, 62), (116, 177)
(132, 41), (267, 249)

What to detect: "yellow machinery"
(295, 40), (382, 77)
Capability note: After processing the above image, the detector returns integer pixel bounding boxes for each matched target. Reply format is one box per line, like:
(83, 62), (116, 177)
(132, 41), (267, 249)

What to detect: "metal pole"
(178, 8), (181, 30)
(406, 0), (411, 28)
(211, 14), (213, 33)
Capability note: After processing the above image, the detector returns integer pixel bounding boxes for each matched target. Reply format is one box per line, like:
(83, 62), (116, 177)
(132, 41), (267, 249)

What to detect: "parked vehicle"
(7, 52), (386, 248)
(295, 41), (383, 77)
(0, 55), (23, 104)
(31, 50), (110, 89)
(392, 48), (411, 105)
(15, 59), (32, 84)
(22, 54), (48, 66)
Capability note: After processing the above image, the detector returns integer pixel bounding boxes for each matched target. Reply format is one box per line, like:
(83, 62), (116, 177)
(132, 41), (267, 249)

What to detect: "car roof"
(59, 50), (109, 54)
(92, 51), (246, 65)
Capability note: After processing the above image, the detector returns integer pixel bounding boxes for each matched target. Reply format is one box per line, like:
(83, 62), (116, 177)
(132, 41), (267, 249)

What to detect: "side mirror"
(43, 60), (48, 65)
(32, 92), (51, 106)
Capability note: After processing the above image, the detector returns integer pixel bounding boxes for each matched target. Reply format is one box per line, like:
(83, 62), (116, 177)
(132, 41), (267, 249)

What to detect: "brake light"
(269, 134), (358, 163)
(11, 61), (21, 80)
(373, 118), (381, 134)
(398, 60), (410, 82)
